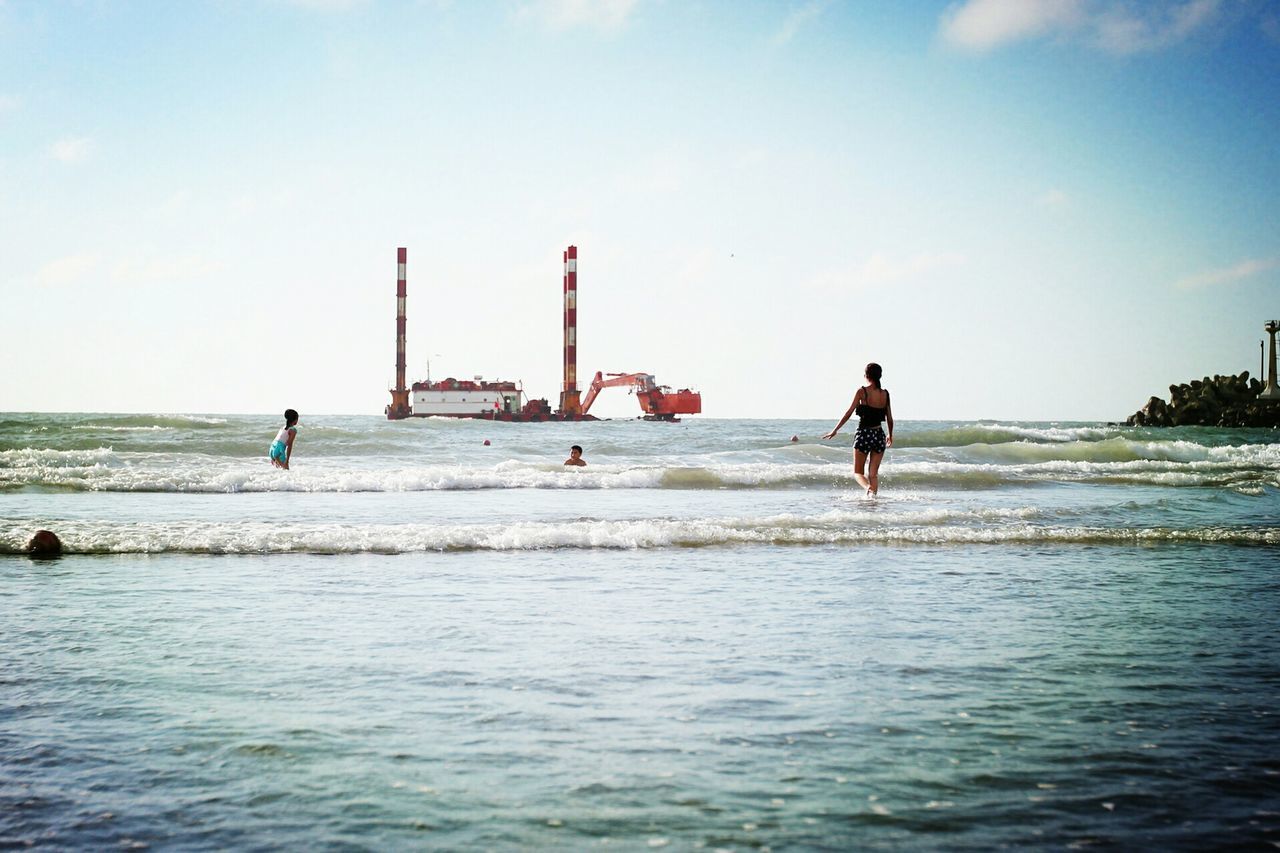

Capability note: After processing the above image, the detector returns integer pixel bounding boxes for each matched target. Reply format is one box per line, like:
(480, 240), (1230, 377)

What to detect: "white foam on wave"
(72, 425), (171, 432)
(3, 511), (1274, 555)
(165, 414), (228, 424)
(0, 453), (836, 493)
(0, 447), (118, 487)
(3, 442), (1277, 493)
(0, 447), (117, 463)
(892, 442), (1280, 490)
(978, 424), (1118, 443)
(901, 423), (1121, 448)
(950, 436), (1248, 465)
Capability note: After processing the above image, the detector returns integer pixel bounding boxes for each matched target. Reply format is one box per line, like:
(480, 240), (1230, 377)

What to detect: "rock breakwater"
(1126, 371), (1280, 427)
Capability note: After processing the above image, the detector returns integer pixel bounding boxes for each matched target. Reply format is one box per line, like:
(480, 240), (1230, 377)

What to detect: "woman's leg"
(867, 450), (885, 494)
(852, 449), (870, 491)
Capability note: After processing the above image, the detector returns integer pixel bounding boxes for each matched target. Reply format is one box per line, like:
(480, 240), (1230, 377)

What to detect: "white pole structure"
(387, 247), (412, 419)
(559, 245), (582, 416)
(1260, 320), (1280, 401)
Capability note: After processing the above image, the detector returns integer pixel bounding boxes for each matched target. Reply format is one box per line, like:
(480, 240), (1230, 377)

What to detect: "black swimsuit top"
(855, 389), (889, 430)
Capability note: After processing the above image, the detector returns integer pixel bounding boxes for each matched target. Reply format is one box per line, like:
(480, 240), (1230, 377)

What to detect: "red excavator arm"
(580, 372), (658, 415)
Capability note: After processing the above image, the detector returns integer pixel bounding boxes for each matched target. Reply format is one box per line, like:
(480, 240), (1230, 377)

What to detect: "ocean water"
(2, 413), (1278, 849)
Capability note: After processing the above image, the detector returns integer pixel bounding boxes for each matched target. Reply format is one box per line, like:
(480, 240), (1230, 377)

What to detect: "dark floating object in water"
(27, 529), (63, 558)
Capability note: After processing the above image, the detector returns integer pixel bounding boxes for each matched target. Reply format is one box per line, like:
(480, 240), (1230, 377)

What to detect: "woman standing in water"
(823, 363), (893, 496)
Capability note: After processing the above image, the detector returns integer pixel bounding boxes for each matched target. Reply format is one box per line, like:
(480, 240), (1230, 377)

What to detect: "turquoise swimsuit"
(269, 426), (295, 464)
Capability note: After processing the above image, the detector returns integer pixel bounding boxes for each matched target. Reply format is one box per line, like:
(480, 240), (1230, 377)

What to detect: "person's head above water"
(284, 409), (299, 427)
(865, 363), (882, 388)
(565, 445), (586, 466)
(27, 529), (62, 559)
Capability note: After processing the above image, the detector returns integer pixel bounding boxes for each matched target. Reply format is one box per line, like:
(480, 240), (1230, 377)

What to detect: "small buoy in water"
(483, 439), (491, 446)
(27, 529), (62, 558)
(790, 435), (799, 442)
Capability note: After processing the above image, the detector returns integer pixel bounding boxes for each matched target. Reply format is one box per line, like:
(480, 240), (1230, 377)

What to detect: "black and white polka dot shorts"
(853, 427), (886, 455)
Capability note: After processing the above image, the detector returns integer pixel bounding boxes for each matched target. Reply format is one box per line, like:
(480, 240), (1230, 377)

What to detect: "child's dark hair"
(571, 445), (583, 453)
(865, 363), (882, 388)
(284, 409), (299, 426)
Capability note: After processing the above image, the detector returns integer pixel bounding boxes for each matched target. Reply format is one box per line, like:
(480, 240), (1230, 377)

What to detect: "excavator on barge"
(581, 372), (702, 422)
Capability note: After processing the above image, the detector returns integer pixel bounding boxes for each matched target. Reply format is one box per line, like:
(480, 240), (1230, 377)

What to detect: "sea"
(2, 412), (1278, 849)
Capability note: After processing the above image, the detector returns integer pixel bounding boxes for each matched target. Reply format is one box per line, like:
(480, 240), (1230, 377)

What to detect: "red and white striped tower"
(559, 245), (582, 416)
(387, 247), (411, 419)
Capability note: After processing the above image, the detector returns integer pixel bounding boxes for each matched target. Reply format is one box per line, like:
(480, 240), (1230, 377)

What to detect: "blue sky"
(2, 0), (1278, 420)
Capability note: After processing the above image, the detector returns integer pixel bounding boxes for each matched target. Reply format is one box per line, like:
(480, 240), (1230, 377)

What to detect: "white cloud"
(0, 94), (20, 114)
(809, 252), (967, 293)
(278, 0), (368, 10)
(612, 152), (687, 196)
(673, 248), (717, 288)
(940, 0), (1223, 54)
(941, 0), (1085, 51)
(855, 252), (967, 286)
(773, 0), (833, 46)
(156, 189), (193, 218)
(1036, 188), (1068, 208)
(230, 188), (298, 217)
(33, 251), (222, 288)
(1175, 256), (1279, 290)
(515, 0), (640, 32)
(111, 254), (224, 284)
(1094, 0), (1221, 53)
(37, 254), (100, 287)
(49, 136), (92, 163)
(730, 148), (770, 171)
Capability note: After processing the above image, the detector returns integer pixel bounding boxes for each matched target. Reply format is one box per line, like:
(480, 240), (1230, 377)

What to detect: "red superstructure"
(581, 372), (703, 422)
(412, 378), (520, 393)
(646, 387), (702, 420)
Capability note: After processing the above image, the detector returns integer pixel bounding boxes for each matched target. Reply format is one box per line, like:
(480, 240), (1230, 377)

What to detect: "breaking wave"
(3, 417), (1277, 499)
(73, 414), (229, 429)
(897, 424), (1122, 447)
(2, 445), (1276, 493)
(3, 511), (1276, 555)
(71, 424), (172, 432)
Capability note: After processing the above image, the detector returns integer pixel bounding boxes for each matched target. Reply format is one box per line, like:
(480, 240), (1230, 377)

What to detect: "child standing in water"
(823, 363), (893, 496)
(269, 409), (299, 470)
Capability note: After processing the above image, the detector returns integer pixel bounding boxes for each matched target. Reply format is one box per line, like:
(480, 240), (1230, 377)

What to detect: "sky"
(2, 0), (1278, 421)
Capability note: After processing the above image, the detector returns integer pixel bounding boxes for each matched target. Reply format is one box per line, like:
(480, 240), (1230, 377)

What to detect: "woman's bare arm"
(823, 389), (864, 440)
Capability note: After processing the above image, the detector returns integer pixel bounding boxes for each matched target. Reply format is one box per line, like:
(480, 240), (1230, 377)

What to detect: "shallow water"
(2, 414), (1278, 848)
